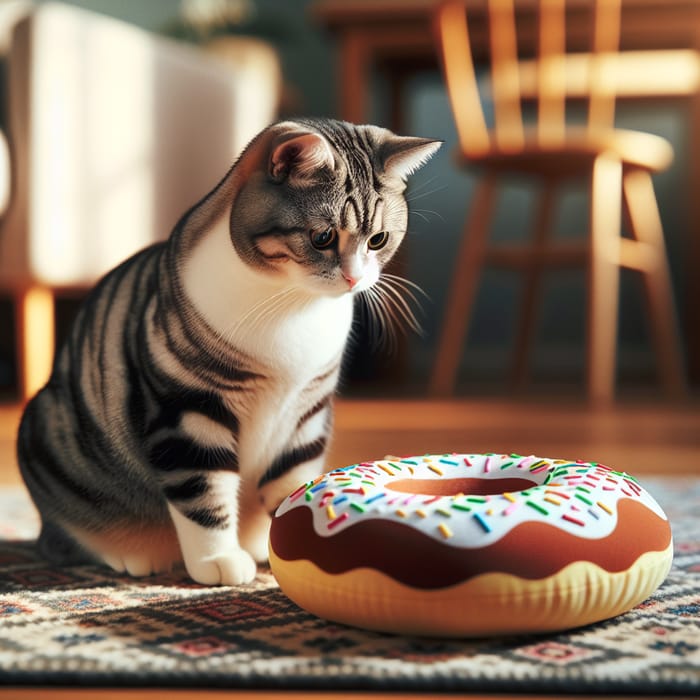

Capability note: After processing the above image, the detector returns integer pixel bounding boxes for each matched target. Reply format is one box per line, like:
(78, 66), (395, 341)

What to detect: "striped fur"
(17, 119), (440, 585)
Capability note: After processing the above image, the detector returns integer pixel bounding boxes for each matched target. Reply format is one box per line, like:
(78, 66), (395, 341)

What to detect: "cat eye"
(367, 231), (389, 250)
(310, 227), (337, 250)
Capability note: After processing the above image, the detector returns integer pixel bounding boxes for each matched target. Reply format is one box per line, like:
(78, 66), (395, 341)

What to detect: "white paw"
(101, 552), (171, 577)
(185, 548), (257, 586)
(240, 522), (271, 564)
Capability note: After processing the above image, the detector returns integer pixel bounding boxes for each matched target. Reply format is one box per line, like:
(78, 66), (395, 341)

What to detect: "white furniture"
(0, 2), (281, 401)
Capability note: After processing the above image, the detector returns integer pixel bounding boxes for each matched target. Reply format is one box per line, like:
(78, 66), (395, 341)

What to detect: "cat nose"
(342, 272), (360, 290)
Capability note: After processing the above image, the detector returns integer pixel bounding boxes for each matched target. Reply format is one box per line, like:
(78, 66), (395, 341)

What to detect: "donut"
(268, 453), (673, 637)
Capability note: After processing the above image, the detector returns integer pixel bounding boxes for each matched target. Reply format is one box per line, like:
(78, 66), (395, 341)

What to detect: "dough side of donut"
(269, 543), (673, 637)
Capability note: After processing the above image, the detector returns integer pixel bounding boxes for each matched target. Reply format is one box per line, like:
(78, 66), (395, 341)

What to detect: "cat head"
(229, 118), (441, 296)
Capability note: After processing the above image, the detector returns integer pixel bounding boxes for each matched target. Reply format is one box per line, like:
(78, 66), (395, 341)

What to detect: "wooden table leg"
(16, 286), (54, 403)
(587, 154), (623, 405)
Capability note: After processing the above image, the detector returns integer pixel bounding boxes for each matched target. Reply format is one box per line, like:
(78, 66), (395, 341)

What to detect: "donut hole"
(386, 477), (538, 497)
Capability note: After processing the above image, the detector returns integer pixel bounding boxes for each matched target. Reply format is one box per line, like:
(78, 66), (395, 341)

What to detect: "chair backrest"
(434, 0), (623, 156)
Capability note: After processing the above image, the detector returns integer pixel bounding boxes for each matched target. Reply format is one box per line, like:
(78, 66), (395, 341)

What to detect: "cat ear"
(381, 136), (442, 181)
(270, 133), (335, 183)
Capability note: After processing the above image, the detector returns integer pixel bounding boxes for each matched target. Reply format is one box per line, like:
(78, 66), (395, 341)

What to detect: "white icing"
(274, 453), (668, 548)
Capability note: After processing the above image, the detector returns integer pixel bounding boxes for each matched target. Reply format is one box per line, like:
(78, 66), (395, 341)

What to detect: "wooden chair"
(429, 0), (688, 402)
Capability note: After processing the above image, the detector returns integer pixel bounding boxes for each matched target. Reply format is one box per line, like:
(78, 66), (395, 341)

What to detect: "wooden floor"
(2, 397), (698, 485)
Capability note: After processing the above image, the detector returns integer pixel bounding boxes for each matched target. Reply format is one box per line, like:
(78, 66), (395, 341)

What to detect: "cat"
(17, 117), (441, 586)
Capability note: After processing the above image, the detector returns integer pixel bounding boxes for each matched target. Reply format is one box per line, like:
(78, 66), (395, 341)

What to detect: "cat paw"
(102, 552), (172, 577)
(185, 548), (257, 586)
(240, 526), (271, 564)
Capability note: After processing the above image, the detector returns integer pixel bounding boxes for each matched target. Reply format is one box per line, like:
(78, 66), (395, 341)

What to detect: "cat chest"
(236, 296), (354, 375)
(236, 362), (339, 476)
(233, 303), (351, 470)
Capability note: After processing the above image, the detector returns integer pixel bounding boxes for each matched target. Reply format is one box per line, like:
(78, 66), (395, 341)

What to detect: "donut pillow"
(268, 453), (672, 637)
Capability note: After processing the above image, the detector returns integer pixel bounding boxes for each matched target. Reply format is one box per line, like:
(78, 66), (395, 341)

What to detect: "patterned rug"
(0, 478), (698, 695)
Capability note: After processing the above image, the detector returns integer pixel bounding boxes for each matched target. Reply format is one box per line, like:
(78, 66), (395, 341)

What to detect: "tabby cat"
(18, 118), (441, 585)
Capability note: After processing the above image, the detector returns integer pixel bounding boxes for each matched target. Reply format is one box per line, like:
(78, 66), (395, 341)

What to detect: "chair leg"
(15, 286), (55, 403)
(622, 169), (686, 397)
(429, 174), (498, 396)
(587, 154), (623, 405)
(510, 180), (558, 390)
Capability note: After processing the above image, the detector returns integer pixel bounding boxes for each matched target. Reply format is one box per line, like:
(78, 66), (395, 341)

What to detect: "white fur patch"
(182, 213), (354, 375)
(180, 411), (236, 449)
(167, 471), (257, 585)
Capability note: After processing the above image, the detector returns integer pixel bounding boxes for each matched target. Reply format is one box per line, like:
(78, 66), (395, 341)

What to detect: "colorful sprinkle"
(529, 460), (550, 474)
(326, 505), (336, 520)
(428, 464), (444, 476)
(597, 501), (614, 515)
(473, 512), (491, 533)
(350, 502), (366, 513)
(319, 491), (335, 507)
(450, 503), (472, 512)
(364, 492), (386, 505)
(526, 500), (549, 516)
(289, 483), (307, 502)
(342, 487), (366, 495)
(438, 523), (454, 539)
(327, 512), (349, 530)
(502, 501), (519, 516)
(562, 513), (585, 527)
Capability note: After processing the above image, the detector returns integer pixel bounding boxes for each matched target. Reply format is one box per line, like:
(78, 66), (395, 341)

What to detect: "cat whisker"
(409, 210), (431, 224)
(374, 279), (424, 337)
(377, 275), (430, 329)
(220, 287), (302, 350)
(357, 271), (428, 357)
(406, 178), (447, 203)
(409, 207), (445, 224)
(380, 273), (431, 304)
(406, 174), (442, 197)
(360, 286), (400, 356)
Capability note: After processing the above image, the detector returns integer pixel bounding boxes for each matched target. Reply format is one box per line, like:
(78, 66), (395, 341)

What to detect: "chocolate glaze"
(269, 499), (671, 589)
